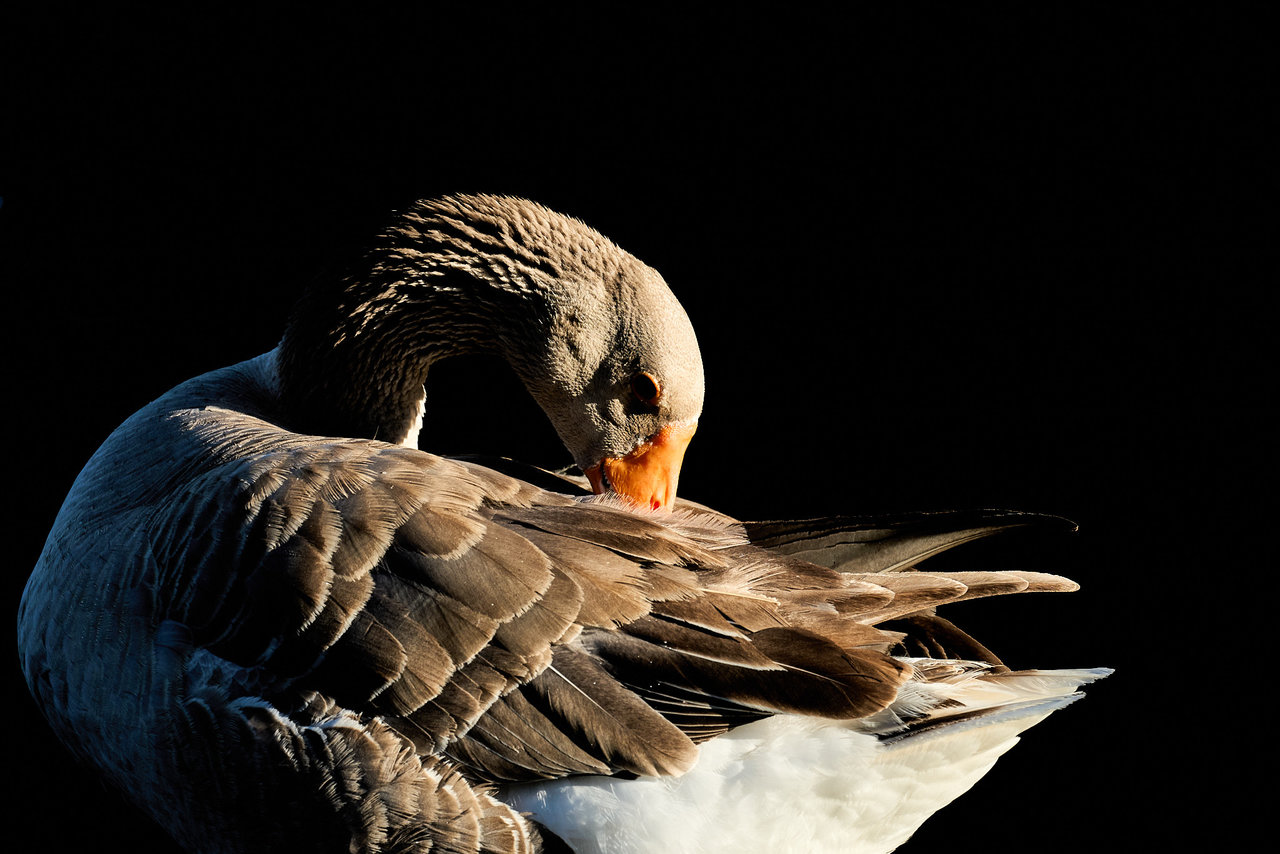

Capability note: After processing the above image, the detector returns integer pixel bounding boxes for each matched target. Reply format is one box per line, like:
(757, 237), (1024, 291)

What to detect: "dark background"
(4, 8), (1253, 852)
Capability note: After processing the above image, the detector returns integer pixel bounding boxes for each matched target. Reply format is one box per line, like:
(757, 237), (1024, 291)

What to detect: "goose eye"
(629, 372), (662, 407)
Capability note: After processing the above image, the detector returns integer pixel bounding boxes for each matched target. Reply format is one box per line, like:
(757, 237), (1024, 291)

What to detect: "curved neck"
(272, 196), (629, 447)
(276, 273), (515, 444)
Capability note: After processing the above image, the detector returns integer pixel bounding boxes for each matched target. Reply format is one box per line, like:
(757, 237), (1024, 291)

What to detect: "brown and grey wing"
(146, 442), (581, 728)
(138, 439), (584, 852)
(145, 441), (1080, 794)
(444, 503), (917, 783)
(137, 443), (794, 783)
(148, 436), (914, 782)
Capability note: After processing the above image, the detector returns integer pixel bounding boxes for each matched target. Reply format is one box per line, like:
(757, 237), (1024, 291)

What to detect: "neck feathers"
(274, 195), (610, 443)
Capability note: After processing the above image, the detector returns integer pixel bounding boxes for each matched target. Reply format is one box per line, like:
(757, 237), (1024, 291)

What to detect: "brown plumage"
(17, 194), (1106, 854)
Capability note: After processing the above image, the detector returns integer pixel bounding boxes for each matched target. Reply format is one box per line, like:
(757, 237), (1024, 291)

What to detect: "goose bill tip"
(585, 422), (696, 511)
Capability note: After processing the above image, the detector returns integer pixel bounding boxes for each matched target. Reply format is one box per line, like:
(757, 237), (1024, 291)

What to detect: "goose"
(17, 193), (1109, 854)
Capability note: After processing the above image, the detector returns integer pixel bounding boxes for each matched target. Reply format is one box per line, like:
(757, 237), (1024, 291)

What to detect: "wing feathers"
(391, 522), (555, 623)
(152, 427), (1085, 791)
(502, 504), (723, 568)
(524, 647), (700, 778)
(744, 510), (1076, 573)
(584, 624), (909, 722)
(512, 527), (652, 628)
(446, 682), (615, 781)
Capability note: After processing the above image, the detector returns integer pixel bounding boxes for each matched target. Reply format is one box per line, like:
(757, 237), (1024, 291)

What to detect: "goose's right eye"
(629, 372), (662, 408)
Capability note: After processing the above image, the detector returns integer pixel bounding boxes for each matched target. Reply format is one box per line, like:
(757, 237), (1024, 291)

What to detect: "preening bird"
(17, 194), (1109, 853)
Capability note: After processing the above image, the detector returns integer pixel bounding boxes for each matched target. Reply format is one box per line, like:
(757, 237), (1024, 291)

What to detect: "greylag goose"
(17, 194), (1109, 854)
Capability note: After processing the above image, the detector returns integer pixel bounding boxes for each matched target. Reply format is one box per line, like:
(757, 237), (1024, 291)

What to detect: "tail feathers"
(863, 661), (1113, 742)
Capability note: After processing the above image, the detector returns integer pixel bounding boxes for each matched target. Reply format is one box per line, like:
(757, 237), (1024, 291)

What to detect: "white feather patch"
(501, 666), (1111, 854)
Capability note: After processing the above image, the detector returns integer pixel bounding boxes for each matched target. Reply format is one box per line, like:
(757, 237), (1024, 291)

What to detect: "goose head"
(276, 193), (704, 510)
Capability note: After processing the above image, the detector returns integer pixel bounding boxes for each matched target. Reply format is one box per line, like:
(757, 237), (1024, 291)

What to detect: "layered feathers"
(17, 195), (1106, 854)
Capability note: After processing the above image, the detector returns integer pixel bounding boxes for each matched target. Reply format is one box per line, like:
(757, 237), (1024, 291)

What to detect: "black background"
(4, 7), (1254, 852)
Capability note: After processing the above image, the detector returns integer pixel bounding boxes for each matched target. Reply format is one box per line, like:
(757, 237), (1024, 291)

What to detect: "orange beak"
(584, 422), (697, 511)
